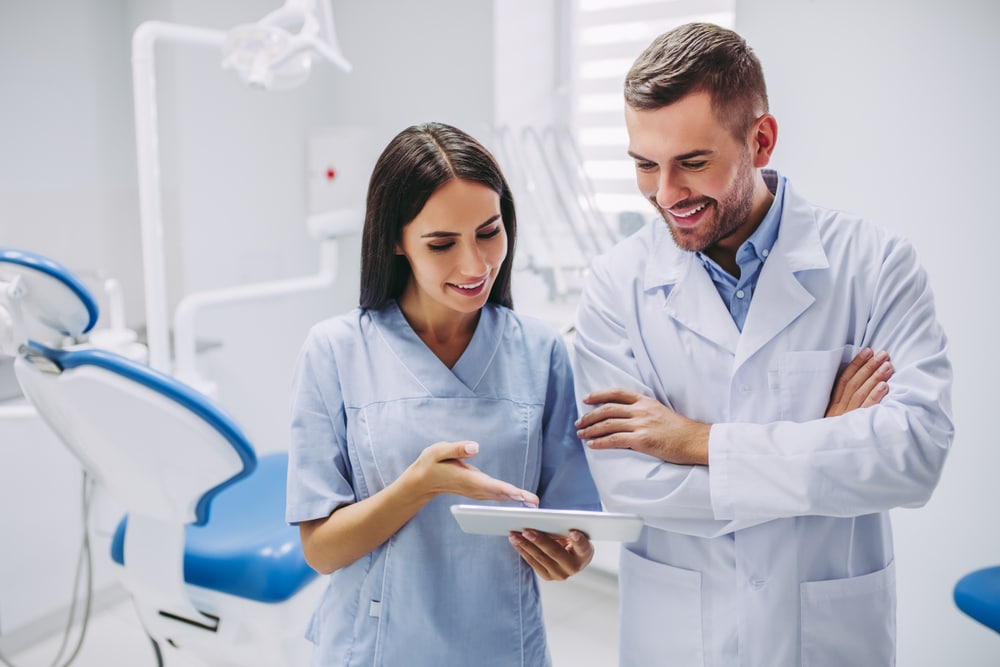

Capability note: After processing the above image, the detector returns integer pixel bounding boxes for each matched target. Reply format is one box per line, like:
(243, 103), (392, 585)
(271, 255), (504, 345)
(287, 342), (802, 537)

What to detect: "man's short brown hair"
(625, 22), (769, 139)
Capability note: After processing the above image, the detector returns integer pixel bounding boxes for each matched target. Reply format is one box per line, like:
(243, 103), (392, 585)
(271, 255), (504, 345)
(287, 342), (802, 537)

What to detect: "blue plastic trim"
(955, 566), (1000, 634)
(111, 453), (318, 603)
(0, 248), (99, 334)
(26, 341), (256, 525)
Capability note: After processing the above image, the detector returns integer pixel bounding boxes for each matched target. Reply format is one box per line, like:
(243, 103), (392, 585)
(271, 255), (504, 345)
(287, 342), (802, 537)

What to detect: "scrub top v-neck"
(379, 299), (500, 395)
(287, 302), (599, 667)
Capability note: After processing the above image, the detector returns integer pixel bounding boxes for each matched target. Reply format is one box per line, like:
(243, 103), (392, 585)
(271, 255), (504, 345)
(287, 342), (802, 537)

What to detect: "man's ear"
(751, 114), (778, 168)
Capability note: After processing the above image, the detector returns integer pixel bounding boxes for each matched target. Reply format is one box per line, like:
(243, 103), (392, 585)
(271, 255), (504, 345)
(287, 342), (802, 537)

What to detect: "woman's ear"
(394, 242), (404, 255)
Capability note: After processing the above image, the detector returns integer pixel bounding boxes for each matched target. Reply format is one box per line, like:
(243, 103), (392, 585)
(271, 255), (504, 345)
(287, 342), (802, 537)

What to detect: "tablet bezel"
(450, 504), (643, 542)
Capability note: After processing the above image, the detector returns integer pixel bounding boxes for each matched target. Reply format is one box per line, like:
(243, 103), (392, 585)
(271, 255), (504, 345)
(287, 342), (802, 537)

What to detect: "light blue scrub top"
(287, 301), (600, 667)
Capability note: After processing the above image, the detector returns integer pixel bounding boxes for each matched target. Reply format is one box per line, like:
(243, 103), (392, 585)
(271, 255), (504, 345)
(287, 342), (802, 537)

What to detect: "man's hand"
(826, 348), (892, 417)
(575, 388), (710, 465)
(576, 348), (891, 467)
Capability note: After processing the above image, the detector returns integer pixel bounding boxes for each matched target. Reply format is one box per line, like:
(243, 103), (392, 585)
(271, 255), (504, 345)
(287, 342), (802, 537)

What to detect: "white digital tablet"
(450, 504), (643, 542)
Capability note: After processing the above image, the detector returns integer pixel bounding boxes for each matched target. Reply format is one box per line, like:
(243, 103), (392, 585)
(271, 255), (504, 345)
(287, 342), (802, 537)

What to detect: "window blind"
(572, 0), (735, 218)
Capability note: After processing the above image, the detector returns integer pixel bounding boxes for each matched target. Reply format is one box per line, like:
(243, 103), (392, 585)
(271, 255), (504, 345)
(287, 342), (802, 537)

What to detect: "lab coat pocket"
(777, 346), (858, 422)
(619, 547), (704, 667)
(800, 560), (896, 667)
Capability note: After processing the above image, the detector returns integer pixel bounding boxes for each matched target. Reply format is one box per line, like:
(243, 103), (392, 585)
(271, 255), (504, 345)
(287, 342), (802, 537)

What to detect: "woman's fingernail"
(509, 533), (523, 546)
(523, 530), (537, 542)
(464, 442), (478, 454)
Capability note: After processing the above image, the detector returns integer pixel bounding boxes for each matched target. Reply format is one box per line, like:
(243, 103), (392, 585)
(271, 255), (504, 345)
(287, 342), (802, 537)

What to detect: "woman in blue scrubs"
(286, 122), (602, 666)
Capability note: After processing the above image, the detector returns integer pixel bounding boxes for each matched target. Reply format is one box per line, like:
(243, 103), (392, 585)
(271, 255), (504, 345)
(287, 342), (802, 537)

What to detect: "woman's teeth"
(455, 278), (486, 290)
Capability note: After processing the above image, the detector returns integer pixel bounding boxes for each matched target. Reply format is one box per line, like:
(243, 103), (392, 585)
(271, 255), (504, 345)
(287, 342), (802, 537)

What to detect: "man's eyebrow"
(420, 215), (502, 238)
(627, 149), (714, 162)
(675, 149), (713, 161)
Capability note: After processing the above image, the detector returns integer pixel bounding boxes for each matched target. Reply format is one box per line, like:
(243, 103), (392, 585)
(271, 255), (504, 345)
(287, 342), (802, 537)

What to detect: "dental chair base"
(131, 576), (324, 667)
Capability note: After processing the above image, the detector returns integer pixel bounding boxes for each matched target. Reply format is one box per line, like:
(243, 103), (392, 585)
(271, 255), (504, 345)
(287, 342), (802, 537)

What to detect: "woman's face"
(395, 178), (507, 320)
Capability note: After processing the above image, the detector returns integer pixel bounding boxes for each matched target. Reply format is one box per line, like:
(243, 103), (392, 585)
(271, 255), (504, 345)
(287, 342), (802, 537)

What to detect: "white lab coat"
(572, 173), (953, 667)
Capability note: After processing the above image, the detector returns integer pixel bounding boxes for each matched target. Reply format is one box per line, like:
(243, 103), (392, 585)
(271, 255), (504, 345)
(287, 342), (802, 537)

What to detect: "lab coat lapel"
(735, 190), (830, 370)
(648, 228), (740, 356)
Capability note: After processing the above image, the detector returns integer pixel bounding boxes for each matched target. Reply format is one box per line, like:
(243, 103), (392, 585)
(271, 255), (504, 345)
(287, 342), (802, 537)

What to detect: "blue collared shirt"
(697, 170), (785, 331)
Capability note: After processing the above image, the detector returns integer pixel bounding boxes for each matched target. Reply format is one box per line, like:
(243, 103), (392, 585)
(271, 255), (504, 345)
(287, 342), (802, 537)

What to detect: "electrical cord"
(0, 471), (95, 667)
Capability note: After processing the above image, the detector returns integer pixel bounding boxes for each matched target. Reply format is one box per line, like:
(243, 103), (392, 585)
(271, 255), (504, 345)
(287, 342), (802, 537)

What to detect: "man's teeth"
(673, 202), (709, 218)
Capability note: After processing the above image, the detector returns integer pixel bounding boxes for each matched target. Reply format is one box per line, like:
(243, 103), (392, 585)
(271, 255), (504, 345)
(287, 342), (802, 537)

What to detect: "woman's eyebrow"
(420, 214), (501, 238)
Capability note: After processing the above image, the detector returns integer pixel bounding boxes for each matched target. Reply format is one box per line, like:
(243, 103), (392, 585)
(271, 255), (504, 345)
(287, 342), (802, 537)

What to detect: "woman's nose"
(459, 243), (488, 276)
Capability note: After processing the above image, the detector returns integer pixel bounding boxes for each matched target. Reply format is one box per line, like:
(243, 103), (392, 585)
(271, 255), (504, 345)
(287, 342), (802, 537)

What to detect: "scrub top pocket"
(354, 396), (535, 494)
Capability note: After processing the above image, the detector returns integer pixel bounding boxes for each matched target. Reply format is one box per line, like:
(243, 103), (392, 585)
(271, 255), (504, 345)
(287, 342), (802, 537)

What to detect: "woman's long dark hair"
(359, 122), (517, 310)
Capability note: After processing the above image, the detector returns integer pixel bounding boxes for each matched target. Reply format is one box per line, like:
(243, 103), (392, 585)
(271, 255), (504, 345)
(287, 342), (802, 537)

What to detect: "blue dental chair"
(0, 248), (323, 666)
(955, 566), (1000, 635)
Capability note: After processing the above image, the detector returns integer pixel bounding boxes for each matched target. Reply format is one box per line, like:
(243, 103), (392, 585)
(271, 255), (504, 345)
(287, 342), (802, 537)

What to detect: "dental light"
(132, 0), (351, 374)
(222, 0), (352, 91)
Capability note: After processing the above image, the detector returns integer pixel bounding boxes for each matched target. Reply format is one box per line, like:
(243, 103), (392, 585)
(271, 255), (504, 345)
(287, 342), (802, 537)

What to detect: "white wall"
(737, 1), (1000, 664)
(0, 1), (141, 326)
(494, 0), (571, 131)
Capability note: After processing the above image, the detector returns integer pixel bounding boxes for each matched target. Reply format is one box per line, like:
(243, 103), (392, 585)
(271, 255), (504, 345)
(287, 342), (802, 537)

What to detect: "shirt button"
(736, 289), (745, 299)
(750, 579), (766, 589)
(740, 384), (751, 393)
(762, 249), (770, 257)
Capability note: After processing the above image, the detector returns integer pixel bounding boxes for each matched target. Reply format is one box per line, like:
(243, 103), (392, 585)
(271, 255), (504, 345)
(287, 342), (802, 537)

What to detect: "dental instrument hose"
(0, 471), (95, 667)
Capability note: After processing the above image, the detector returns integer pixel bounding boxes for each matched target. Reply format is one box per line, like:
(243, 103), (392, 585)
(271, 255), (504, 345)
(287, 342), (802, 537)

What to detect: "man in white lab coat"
(571, 22), (954, 667)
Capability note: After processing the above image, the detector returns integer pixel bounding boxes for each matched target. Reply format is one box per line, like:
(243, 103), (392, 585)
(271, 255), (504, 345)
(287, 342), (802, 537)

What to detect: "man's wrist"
(685, 421), (711, 466)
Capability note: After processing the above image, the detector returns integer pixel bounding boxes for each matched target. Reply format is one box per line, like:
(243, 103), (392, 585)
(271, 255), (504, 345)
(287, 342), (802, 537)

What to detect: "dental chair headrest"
(0, 248), (99, 350)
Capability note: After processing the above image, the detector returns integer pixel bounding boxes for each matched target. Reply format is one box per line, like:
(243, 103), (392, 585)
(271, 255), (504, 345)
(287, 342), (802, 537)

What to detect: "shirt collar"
(696, 170), (785, 269)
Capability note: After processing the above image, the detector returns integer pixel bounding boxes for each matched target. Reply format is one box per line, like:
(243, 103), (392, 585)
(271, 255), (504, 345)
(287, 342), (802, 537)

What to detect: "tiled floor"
(2, 569), (619, 667)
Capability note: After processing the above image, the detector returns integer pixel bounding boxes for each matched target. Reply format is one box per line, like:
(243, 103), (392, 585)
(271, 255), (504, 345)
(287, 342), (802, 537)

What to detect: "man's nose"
(655, 168), (688, 210)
